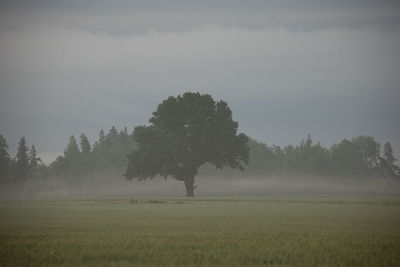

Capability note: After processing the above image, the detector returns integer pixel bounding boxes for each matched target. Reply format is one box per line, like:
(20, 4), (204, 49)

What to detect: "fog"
(1, 174), (394, 200)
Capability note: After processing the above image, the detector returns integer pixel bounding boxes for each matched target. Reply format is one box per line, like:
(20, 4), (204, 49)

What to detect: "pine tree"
(99, 129), (106, 144)
(64, 136), (80, 158)
(80, 134), (91, 156)
(382, 142), (399, 177)
(29, 145), (39, 168)
(383, 142), (396, 165)
(14, 137), (30, 184)
(121, 126), (128, 136)
(0, 134), (10, 183)
(108, 126), (118, 138)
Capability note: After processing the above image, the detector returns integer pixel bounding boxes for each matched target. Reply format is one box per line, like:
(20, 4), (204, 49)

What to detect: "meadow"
(0, 194), (399, 266)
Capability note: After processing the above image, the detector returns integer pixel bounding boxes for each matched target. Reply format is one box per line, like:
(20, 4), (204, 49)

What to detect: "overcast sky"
(1, 0), (400, 163)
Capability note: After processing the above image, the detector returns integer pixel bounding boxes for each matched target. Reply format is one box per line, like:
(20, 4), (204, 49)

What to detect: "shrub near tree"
(124, 92), (250, 197)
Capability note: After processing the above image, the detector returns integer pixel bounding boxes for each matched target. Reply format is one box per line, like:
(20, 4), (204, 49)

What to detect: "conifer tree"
(0, 134), (10, 183)
(14, 137), (30, 184)
(80, 134), (91, 156)
(383, 142), (396, 165)
(64, 135), (80, 158)
(121, 126), (128, 136)
(29, 145), (39, 168)
(382, 142), (399, 177)
(108, 126), (118, 138)
(99, 129), (106, 144)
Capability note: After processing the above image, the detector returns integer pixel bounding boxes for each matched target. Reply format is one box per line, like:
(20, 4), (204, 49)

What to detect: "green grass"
(1, 194), (400, 266)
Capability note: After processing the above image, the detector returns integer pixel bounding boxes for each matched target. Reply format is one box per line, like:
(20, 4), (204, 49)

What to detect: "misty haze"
(1, 1), (400, 266)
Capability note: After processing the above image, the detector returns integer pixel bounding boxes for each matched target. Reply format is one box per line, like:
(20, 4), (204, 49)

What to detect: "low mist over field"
(22, 175), (400, 200)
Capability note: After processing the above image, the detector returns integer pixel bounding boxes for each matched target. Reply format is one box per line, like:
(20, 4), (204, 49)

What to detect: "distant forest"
(0, 126), (399, 197)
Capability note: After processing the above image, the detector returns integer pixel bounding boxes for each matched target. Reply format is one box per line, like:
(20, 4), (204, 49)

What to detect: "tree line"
(49, 126), (134, 185)
(0, 135), (47, 190)
(0, 130), (399, 194)
(247, 135), (399, 178)
(0, 127), (135, 196)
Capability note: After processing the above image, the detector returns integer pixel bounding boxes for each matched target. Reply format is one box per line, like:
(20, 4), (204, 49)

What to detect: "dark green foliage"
(247, 139), (277, 173)
(79, 134), (91, 156)
(243, 135), (400, 179)
(13, 137), (30, 184)
(0, 134), (10, 183)
(125, 92), (250, 196)
(50, 127), (135, 185)
(98, 129), (106, 144)
(4, 109), (399, 195)
(330, 139), (364, 176)
(352, 135), (381, 170)
(383, 142), (396, 165)
(27, 145), (48, 184)
(381, 142), (400, 178)
(51, 135), (85, 183)
(29, 145), (39, 168)
(92, 126), (135, 168)
(64, 136), (80, 158)
(24, 128), (397, 198)
(1, 137), (48, 197)
(108, 126), (118, 139)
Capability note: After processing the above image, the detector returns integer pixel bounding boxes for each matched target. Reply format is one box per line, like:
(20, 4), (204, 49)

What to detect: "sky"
(1, 0), (400, 163)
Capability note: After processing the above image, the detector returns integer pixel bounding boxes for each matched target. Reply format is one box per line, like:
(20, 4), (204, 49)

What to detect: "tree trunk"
(184, 178), (194, 197)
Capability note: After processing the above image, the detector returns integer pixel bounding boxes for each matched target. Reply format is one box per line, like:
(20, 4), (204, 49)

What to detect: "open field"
(1, 194), (400, 266)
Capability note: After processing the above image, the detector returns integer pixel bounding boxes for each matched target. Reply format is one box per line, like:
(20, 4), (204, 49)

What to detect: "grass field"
(1, 194), (400, 266)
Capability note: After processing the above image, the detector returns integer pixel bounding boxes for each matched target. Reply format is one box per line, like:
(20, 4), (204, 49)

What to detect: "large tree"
(124, 92), (249, 196)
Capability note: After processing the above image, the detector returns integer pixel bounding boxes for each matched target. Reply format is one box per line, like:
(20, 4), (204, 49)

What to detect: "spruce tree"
(108, 126), (118, 138)
(382, 142), (399, 177)
(0, 134), (10, 183)
(14, 137), (30, 184)
(104, 126), (118, 148)
(64, 135), (80, 158)
(29, 145), (39, 169)
(80, 134), (91, 156)
(121, 126), (128, 136)
(99, 129), (106, 144)
(383, 142), (396, 165)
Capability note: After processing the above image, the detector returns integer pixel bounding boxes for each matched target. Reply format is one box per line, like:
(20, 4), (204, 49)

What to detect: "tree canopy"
(124, 92), (250, 196)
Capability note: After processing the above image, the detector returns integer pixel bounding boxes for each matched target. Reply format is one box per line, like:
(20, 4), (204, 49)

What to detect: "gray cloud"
(1, 0), (400, 162)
